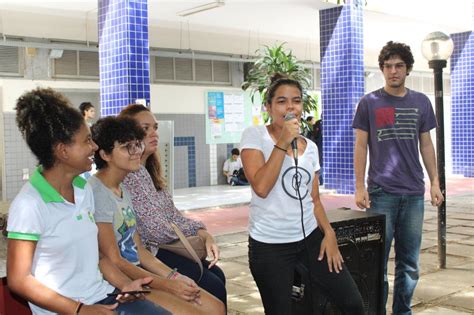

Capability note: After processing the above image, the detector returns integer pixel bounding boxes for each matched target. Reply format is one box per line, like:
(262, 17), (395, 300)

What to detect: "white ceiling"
(0, 0), (472, 70)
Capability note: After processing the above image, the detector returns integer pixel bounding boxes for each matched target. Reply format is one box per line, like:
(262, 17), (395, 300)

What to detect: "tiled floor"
(173, 184), (336, 211)
(173, 185), (252, 211)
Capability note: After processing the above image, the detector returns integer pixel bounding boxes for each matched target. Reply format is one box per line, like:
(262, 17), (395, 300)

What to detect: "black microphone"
(284, 113), (298, 166)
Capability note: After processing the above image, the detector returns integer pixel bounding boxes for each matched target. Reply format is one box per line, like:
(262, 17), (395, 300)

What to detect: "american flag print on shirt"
(375, 107), (418, 142)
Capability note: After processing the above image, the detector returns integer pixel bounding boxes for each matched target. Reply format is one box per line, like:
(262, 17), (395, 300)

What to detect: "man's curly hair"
(378, 41), (414, 73)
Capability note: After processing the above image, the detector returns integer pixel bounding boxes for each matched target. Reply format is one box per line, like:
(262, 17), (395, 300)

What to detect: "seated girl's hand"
(176, 274), (197, 288)
(166, 275), (201, 305)
(318, 231), (344, 273)
(204, 235), (220, 268)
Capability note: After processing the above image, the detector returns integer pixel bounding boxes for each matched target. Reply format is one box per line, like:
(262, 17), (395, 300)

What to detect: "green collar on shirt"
(30, 166), (86, 203)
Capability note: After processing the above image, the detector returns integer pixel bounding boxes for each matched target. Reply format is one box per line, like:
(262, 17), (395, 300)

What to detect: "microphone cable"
(293, 149), (316, 313)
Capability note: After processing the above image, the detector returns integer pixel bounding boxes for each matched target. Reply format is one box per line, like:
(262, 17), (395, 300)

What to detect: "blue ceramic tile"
(450, 31), (474, 177)
(98, 0), (150, 116)
(174, 137), (197, 187)
(319, 4), (364, 194)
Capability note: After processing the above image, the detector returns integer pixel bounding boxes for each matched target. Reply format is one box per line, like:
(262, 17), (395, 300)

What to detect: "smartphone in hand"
(107, 290), (151, 297)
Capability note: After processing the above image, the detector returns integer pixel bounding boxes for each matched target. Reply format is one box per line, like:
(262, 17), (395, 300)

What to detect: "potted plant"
(241, 43), (319, 126)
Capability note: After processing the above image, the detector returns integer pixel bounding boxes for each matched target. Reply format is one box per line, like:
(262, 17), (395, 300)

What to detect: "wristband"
(75, 301), (84, 315)
(274, 144), (287, 152)
(166, 268), (178, 279)
(170, 272), (180, 280)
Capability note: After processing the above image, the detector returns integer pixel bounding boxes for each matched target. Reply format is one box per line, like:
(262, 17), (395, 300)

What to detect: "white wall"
(0, 78), (242, 115)
(1, 10), (97, 44)
(151, 84), (243, 114)
(0, 79), (99, 112)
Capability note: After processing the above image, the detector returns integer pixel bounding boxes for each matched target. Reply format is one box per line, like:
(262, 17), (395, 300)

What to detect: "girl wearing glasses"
(118, 105), (227, 306)
(7, 88), (170, 315)
(89, 116), (225, 315)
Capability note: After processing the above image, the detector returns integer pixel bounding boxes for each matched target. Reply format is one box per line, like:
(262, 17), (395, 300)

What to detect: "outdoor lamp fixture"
(177, 0), (225, 17)
(421, 31), (454, 269)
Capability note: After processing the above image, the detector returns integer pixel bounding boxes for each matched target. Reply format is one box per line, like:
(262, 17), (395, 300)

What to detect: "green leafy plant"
(241, 43), (318, 124)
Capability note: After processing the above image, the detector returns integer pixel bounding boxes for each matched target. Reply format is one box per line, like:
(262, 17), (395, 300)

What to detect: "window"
(53, 50), (99, 78)
(154, 56), (231, 85)
(195, 59), (212, 81)
(212, 60), (230, 83)
(156, 57), (174, 80)
(0, 46), (22, 76)
(175, 58), (193, 81)
(79, 51), (100, 77)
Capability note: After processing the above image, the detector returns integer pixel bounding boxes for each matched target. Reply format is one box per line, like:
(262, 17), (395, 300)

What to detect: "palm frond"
(242, 43), (319, 123)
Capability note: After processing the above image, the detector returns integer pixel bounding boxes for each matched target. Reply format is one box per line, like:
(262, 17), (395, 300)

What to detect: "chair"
(0, 277), (31, 315)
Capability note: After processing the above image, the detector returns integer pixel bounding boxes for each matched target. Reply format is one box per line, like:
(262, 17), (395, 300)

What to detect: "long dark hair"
(119, 104), (166, 191)
(15, 88), (85, 169)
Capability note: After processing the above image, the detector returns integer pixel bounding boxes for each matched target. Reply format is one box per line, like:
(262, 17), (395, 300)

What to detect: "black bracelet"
(274, 144), (287, 152)
(75, 302), (84, 314)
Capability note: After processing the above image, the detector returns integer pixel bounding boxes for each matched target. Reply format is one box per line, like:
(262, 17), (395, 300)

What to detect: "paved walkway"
(0, 177), (472, 314)
(182, 177), (474, 315)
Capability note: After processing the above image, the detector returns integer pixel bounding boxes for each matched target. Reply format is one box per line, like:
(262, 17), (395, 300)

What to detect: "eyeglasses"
(383, 62), (406, 70)
(118, 140), (145, 155)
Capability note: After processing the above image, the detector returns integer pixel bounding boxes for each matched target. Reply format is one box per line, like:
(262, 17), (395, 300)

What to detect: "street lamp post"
(421, 31), (454, 269)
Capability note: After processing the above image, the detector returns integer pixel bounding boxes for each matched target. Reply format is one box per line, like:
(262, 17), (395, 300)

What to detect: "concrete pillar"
(450, 30), (474, 177)
(98, 0), (150, 116)
(319, 0), (364, 194)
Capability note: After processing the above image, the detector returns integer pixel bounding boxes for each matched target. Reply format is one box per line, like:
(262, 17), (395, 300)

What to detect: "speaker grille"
(292, 210), (385, 315)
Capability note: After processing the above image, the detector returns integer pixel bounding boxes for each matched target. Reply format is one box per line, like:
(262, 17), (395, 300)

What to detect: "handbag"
(157, 223), (206, 281)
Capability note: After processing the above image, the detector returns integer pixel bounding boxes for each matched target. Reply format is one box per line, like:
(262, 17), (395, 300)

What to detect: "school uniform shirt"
(7, 167), (114, 315)
(88, 176), (140, 265)
(240, 125), (320, 243)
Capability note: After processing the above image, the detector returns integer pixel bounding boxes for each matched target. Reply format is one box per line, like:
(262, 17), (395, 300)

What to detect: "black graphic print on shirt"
(281, 166), (311, 200)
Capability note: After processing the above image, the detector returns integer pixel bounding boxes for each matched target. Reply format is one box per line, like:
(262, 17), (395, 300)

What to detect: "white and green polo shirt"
(7, 167), (114, 315)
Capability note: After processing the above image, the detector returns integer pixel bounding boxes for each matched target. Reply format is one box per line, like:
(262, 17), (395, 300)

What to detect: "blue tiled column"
(174, 137), (196, 187)
(98, 0), (150, 116)
(319, 1), (364, 194)
(450, 31), (474, 177)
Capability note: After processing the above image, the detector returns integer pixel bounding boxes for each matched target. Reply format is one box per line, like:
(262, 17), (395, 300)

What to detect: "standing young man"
(352, 41), (444, 315)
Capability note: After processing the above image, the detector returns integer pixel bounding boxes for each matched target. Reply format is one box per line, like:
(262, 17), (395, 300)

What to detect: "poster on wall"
(205, 90), (257, 144)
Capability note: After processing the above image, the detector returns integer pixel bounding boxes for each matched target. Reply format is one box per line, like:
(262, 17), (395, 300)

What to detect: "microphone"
(284, 113), (298, 166)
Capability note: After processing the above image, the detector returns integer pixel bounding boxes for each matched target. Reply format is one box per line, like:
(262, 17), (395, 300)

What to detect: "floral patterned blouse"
(123, 165), (206, 246)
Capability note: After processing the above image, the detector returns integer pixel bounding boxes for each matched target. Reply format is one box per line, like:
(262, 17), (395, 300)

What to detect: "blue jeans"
(230, 176), (249, 186)
(249, 229), (364, 315)
(97, 291), (171, 315)
(367, 185), (424, 315)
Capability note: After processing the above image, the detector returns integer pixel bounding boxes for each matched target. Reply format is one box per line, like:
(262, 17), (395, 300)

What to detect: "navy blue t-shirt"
(352, 88), (437, 195)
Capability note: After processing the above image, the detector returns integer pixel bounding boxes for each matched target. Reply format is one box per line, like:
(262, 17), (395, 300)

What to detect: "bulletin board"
(205, 90), (262, 144)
